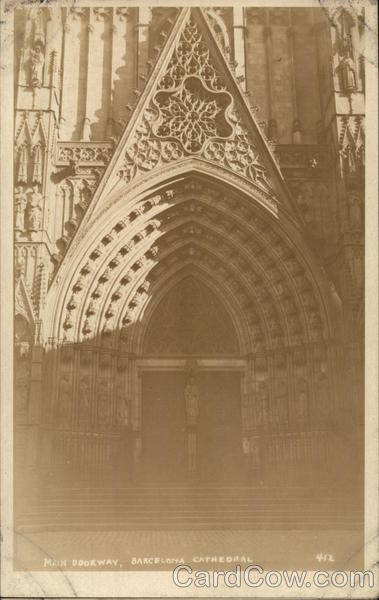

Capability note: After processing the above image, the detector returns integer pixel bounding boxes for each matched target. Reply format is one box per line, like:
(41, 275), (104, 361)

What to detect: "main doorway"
(141, 370), (242, 484)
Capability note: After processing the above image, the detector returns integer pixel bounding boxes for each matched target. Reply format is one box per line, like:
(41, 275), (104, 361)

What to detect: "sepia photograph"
(1, 0), (378, 597)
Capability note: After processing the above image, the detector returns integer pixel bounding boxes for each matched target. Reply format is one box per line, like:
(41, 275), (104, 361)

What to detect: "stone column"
(233, 7), (246, 91)
(135, 7), (152, 89)
(287, 10), (301, 143)
(184, 372), (199, 481)
(240, 368), (252, 475)
(108, 8), (132, 137)
(263, 22), (277, 141)
(130, 364), (142, 476)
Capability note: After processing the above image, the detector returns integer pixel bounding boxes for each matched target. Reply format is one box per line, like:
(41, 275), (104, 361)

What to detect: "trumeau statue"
(184, 375), (199, 426)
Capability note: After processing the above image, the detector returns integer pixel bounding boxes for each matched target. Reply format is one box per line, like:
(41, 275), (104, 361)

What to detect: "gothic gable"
(81, 8), (294, 226)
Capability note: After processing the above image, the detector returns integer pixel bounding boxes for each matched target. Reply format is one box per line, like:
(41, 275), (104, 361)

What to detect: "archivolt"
(46, 174), (341, 351)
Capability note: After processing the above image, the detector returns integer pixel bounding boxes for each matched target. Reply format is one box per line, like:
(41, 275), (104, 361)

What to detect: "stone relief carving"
(56, 142), (113, 167)
(117, 18), (271, 193)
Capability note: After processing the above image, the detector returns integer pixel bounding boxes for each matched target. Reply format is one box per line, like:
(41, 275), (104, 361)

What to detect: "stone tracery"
(117, 18), (271, 193)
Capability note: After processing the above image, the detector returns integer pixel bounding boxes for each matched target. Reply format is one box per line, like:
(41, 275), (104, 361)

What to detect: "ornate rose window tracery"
(117, 18), (271, 193)
(154, 77), (233, 153)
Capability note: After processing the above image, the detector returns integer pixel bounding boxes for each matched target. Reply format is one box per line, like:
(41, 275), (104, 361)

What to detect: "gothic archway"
(40, 167), (343, 486)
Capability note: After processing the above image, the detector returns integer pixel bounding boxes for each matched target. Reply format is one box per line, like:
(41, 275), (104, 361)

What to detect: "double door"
(141, 371), (242, 484)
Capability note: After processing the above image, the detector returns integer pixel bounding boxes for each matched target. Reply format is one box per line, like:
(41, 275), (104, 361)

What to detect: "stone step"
(28, 504), (355, 512)
(17, 486), (361, 533)
(16, 520), (363, 533)
(19, 509), (362, 521)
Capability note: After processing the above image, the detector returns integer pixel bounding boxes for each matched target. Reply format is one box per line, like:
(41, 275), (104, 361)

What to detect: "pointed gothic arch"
(142, 274), (240, 356)
(46, 168), (341, 352)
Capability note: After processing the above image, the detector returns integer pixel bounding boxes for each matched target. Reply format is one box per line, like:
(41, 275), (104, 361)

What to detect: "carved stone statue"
(58, 374), (72, 418)
(98, 378), (109, 424)
(116, 386), (129, 427)
(30, 41), (45, 87)
(346, 189), (362, 231)
(14, 187), (28, 231)
(255, 382), (268, 427)
(26, 185), (43, 231)
(339, 55), (356, 93)
(184, 375), (199, 426)
(79, 375), (90, 420)
(293, 380), (308, 423)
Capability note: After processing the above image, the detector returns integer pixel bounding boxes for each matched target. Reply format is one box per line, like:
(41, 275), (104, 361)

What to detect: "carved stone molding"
(117, 17), (272, 195)
(337, 115), (365, 182)
(56, 142), (114, 168)
(273, 144), (328, 173)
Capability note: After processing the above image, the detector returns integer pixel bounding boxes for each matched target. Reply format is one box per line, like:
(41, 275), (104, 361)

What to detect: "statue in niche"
(271, 381), (288, 425)
(255, 382), (269, 428)
(337, 9), (354, 57)
(14, 187), (28, 231)
(250, 437), (260, 467)
(336, 11), (357, 94)
(315, 374), (330, 421)
(339, 55), (357, 93)
(293, 380), (308, 423)
(116, 385), (129, 427)
(294, 182), (313, 224)
(26, 186), (43, 231)
(14, 338), (30, 417)
(98, 378), (109, 424)
(184, 375), (199, 426)
(78, 375), (90, 420)
(30, 39), (45, 87)
(184, 371), (199, 476)
(58, 373), (72, 418)
(76, 180), (92, 208)
(346, 188), (362, 231)
(267, 119), (278, 142)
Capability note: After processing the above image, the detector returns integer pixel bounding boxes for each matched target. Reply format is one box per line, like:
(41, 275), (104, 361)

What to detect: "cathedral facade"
(14, 5), (365, 495)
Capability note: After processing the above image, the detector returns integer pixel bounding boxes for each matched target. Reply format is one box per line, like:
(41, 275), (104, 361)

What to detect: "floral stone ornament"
(117, 18), (271, 194)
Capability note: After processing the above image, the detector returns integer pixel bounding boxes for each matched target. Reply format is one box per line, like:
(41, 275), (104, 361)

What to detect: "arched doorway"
(42, 172), (345, 489)
(140, 276), (244, 484)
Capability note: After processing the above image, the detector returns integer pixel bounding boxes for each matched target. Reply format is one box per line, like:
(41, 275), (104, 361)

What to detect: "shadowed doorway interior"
(141, 371), (242, 484)
(140, 275), (243, 485)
